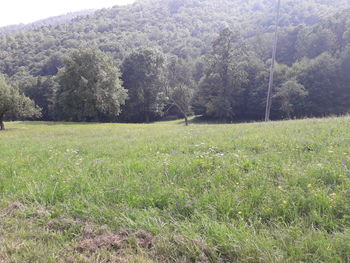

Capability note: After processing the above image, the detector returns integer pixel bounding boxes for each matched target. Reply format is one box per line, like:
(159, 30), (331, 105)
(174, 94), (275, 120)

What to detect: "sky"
(0, 0), (136, 27)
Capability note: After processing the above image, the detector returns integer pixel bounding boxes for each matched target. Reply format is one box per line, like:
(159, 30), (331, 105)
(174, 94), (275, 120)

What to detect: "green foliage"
(0, 10), (95, 34)
(0, 0), (349, 122)
(121, 48), (166, 123)
(290, 52), (350, 117)
(0, 0), (348, 77)
(274, 80), (308, 118)
(165, 56), (194, 122)
(8, 73), (58, 121)
(0, 117), (349, 261)
(0, 75), (41, 130)
(196, 28), (248, 121)
(56, 49), (127, 122)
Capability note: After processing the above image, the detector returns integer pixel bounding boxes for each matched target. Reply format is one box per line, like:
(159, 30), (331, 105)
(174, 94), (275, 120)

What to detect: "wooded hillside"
(0, 0), (349, 122)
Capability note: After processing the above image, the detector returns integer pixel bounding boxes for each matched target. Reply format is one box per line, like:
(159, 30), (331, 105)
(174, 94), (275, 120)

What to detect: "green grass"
(0, 117), (349, 263)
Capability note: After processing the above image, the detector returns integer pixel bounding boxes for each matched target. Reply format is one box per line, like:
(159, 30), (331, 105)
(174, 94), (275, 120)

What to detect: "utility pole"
(265, 0), (281, 122)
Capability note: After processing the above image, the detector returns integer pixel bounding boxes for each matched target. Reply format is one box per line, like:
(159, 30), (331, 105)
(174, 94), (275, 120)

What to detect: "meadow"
(0, 117), (349, 263)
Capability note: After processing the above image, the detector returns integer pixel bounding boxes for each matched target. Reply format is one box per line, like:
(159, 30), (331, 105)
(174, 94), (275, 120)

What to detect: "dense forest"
(0, 10), (96, 34)
(0, 0), (349, 124)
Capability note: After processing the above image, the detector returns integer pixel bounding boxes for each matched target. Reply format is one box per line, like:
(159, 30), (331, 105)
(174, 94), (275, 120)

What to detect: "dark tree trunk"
(0, 118), (4, 131)
(184, 115), (188, 126)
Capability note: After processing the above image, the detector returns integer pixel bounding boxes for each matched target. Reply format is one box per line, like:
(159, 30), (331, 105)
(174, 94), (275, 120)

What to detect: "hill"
(0, 0), (349, 122)
(0, 10), (96, 34)
(0, 0), (349, 76)
(0, 117), (349, 262)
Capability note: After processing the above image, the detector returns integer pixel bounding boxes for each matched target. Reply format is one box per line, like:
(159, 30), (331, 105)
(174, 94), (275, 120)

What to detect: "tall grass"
(0, 117), (349, 262)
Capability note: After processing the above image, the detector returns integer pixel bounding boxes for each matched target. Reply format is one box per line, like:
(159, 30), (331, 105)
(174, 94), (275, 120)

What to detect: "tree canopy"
(120, 48), (166, 123)
(56, 49), (127, 122)
(0, 0), (349, 123)
(195, 29), (248, 121)
(0, 75), (41, 130)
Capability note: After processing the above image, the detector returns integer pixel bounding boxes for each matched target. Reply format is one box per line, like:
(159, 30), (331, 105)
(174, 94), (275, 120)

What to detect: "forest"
(1, 1), (350, 261)
(0, 0), (350, 125)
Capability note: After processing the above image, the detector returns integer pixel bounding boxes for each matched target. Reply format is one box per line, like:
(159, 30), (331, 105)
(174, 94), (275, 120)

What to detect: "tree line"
(0, 0), (349, 128)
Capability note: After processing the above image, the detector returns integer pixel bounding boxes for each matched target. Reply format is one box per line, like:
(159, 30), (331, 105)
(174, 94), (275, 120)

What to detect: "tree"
(24, 76), (58, 121)
(168, 0), (186, 14)
(8, 71), (58, 121)
(296, 27), (337, 59)
(40, 53), (64, 76)
(121, 48), (166, 123)
(165, 56), (194, 125)
(56, 49), (127, 122)
(195, 28), (247, 121)
(337, 46), (350, 114)
(235, 55), (269, 121)
(274, 80), (308, 119)
(0, 75), (41, 130)
(1, 0), (349, 123)
(291, 52), (343, 117)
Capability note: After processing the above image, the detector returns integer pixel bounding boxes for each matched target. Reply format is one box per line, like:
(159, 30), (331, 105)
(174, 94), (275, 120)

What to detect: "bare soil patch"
(0, 202), (25, 217)
(78, 228), (153, 254)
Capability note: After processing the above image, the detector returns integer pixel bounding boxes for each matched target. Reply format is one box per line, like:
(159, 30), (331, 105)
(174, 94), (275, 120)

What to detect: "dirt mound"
(0, 201), (25, 217)
(45, 217), (82, 232)
(78, 229), (153, 253)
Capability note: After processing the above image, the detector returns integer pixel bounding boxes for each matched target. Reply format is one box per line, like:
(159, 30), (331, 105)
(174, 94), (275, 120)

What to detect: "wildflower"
(307, 184), (312, 188)
(283, 200), (288, 204)
(329, 193), (336, 198)
(238, 211), (242, 215)
(278, 185), (283, 190)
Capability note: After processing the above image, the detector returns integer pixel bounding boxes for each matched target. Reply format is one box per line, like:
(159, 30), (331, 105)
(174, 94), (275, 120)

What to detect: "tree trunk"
(287, 111), (291, 120)
(0, 119), (4, 131)
(184, 115), (188, 126)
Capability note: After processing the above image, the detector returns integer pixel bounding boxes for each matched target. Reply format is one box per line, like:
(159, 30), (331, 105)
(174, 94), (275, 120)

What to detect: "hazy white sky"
(0, 0), (136, 27)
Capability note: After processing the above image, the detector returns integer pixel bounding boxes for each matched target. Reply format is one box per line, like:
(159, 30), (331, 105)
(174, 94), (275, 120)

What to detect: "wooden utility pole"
(265, 0), (281, 122)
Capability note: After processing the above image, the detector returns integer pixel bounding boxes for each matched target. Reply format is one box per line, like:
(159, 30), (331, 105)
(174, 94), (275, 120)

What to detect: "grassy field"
(0, 117), (349, 263)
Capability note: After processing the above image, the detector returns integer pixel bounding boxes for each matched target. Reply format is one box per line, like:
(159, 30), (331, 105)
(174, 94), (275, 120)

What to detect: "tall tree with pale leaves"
(56, 49), (127, 122)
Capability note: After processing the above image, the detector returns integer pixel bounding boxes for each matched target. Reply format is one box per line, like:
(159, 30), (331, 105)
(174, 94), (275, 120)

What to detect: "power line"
(265, 0), (281, 122)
